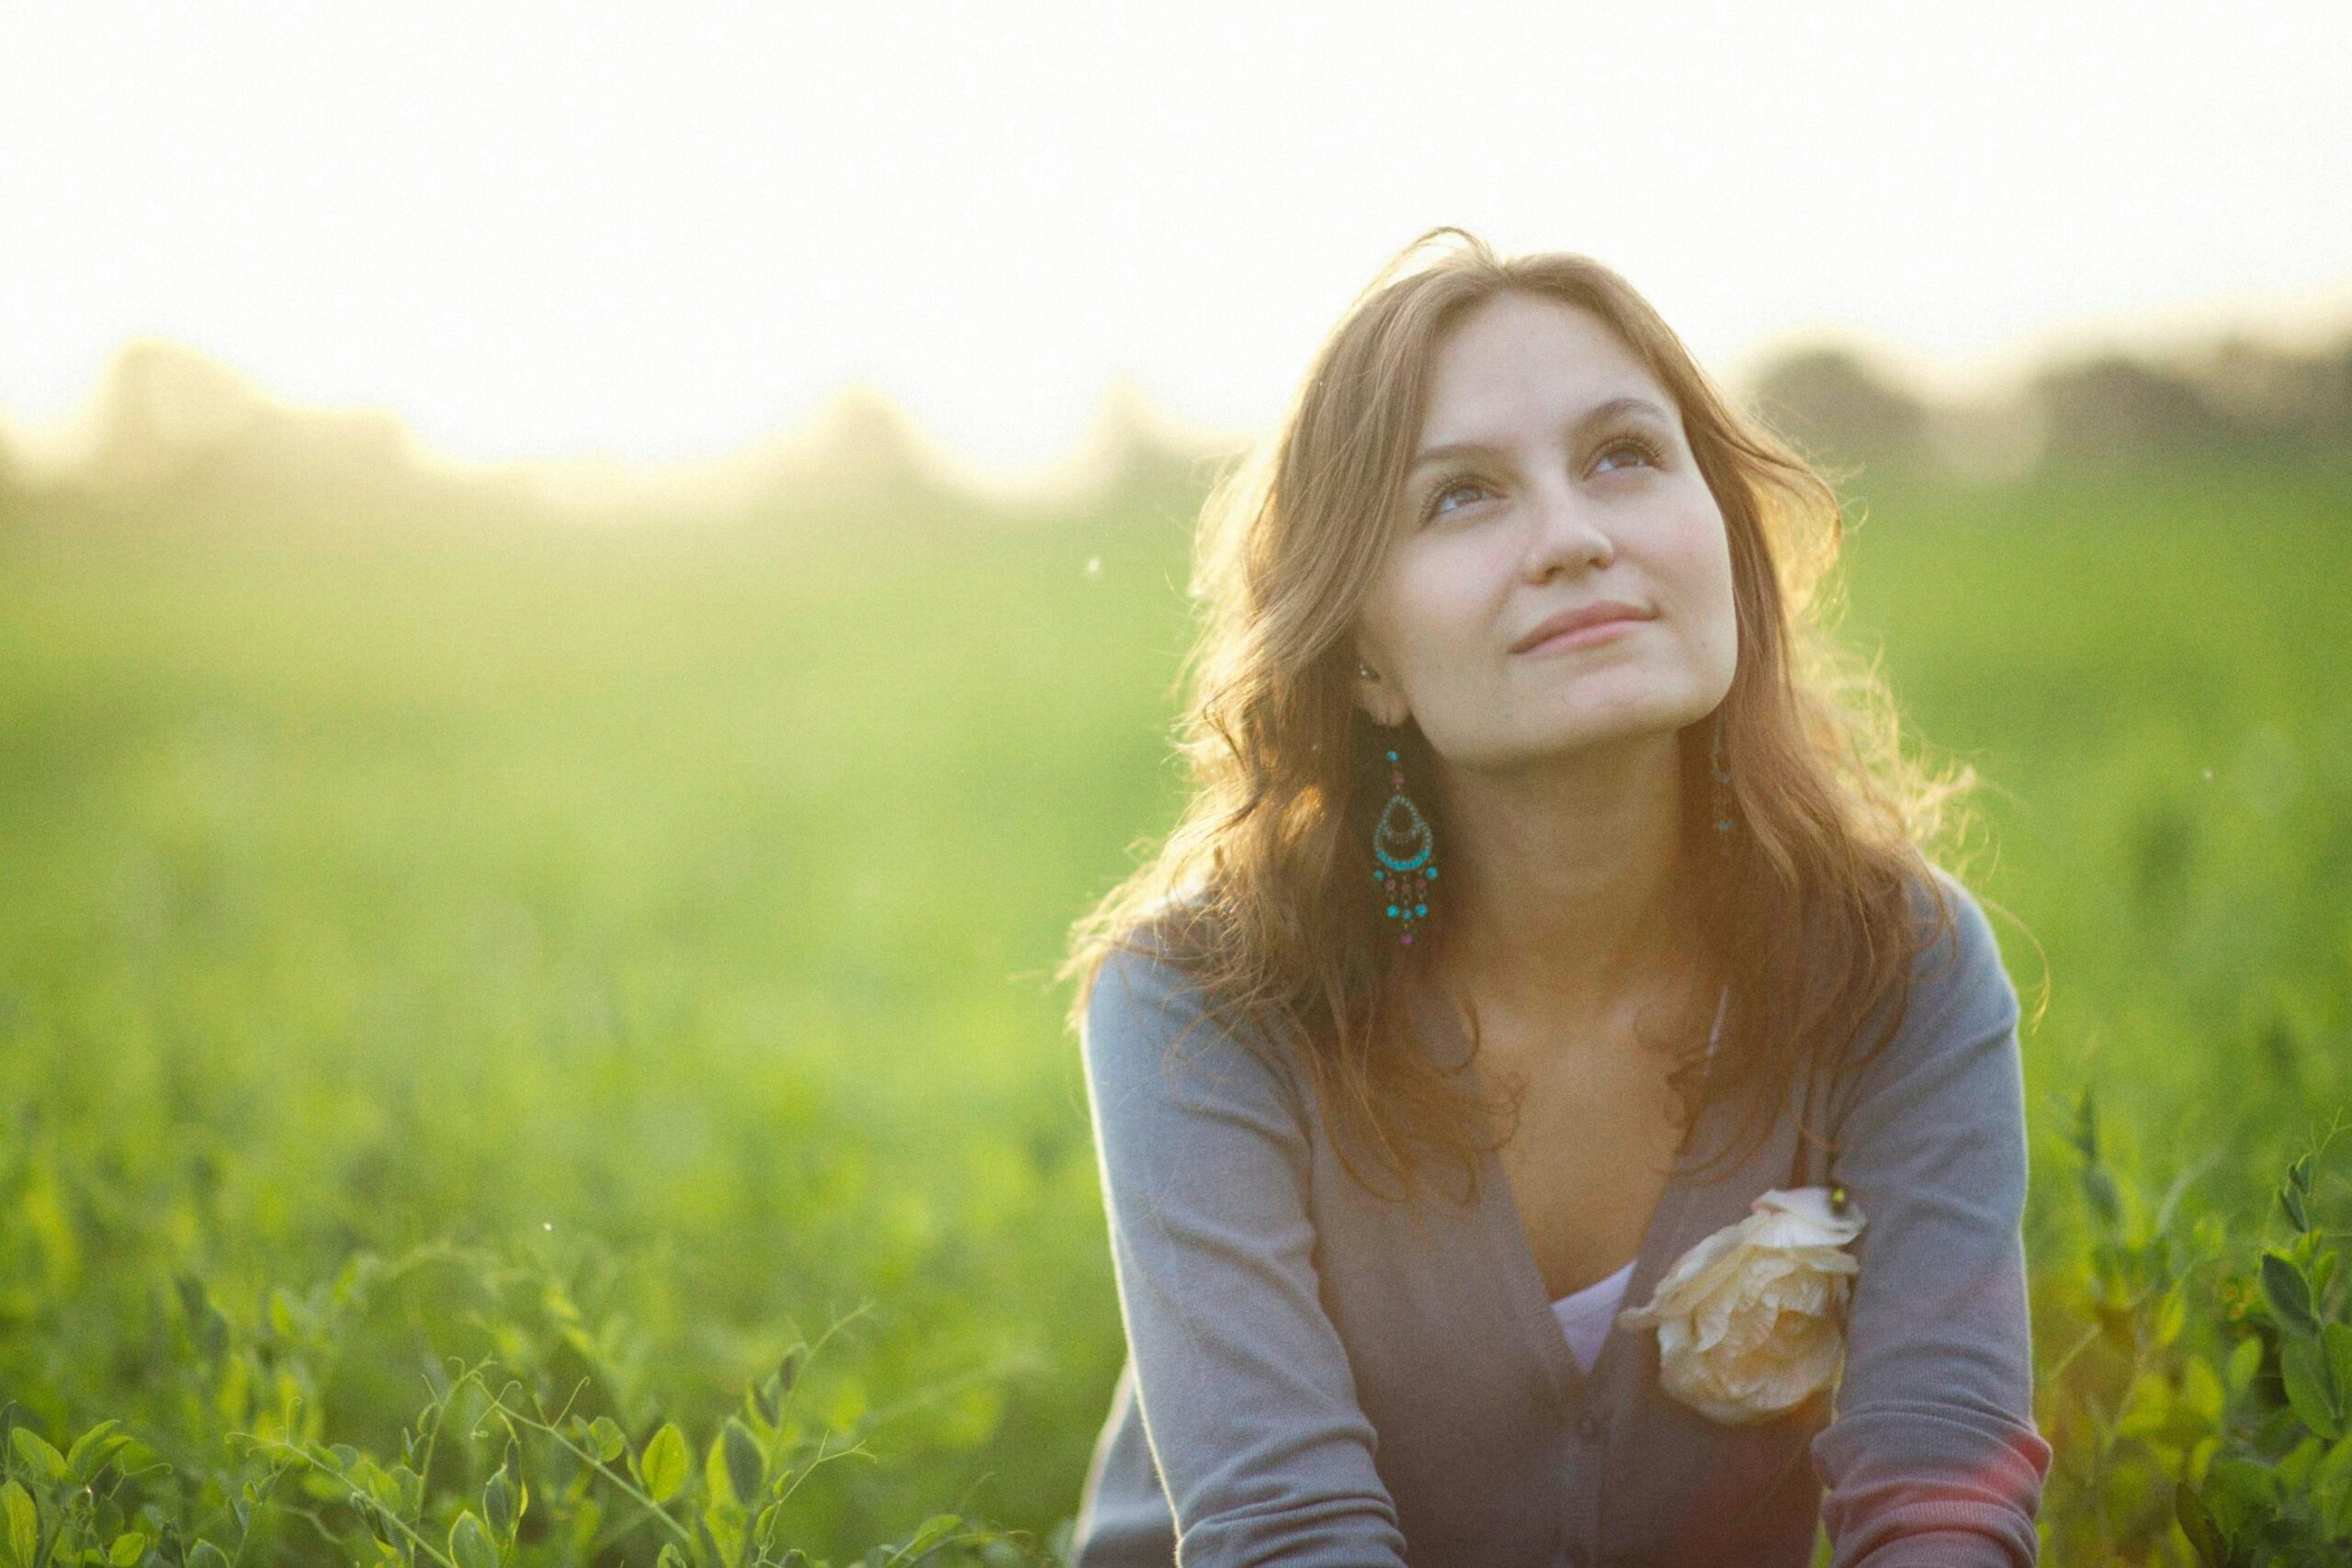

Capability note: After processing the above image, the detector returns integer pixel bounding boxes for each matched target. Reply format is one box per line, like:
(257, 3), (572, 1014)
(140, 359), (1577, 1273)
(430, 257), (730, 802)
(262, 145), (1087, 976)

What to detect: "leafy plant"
(2170, 1128), (2352, 1565)
(0, 1244), (1052, 1568)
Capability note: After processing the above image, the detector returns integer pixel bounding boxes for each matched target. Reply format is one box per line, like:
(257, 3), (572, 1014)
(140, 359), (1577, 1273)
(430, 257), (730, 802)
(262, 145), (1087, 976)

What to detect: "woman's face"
(1353, 290), (1738, 773)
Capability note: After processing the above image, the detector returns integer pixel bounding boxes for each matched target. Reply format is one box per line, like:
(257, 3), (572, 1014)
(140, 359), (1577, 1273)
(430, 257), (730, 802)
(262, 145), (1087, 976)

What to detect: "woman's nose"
(1519, 478), (1614, 581)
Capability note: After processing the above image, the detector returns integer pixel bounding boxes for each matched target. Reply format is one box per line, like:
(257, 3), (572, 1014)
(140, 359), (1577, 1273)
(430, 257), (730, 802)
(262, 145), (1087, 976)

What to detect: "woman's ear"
(1353, 655), (1409, 728)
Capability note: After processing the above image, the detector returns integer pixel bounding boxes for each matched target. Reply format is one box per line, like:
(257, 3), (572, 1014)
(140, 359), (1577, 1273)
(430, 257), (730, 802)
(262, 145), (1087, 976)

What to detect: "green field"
(2, 453), (2348, 1563)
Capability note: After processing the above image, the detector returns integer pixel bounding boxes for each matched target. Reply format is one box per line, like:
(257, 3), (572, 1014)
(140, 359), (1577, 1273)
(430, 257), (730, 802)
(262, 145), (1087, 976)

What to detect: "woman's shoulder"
(1819, 863), (2023, 1130)
(1902, 862), (2020, 1036)
(1080, 896), (1310, 1119)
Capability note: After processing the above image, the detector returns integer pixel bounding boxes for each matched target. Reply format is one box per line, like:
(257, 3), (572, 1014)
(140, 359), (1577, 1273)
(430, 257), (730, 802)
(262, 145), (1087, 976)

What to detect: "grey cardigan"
(1068, 866), (2051, 1567)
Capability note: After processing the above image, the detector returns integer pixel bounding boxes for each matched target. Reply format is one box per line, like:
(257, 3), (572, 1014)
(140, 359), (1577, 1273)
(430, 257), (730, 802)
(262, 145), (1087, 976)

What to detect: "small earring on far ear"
(1358, 662), (1376, 681)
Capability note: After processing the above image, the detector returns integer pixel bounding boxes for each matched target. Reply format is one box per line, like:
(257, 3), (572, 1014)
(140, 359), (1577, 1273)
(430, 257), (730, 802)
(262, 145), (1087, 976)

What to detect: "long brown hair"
(1059, 225), (1983, 1205)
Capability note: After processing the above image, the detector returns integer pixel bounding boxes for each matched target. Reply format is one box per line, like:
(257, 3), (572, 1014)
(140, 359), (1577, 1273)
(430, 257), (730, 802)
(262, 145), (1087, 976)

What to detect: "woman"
(1057, 227), (2050, 1567)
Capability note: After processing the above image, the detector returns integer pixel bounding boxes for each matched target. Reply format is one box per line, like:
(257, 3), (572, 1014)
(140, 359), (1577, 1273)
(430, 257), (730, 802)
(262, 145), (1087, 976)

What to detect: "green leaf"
(2283, 1331), (2346, 1440)
(2181, 1355), (2225, 1425)
(7, 1429), (66, 1483)
(107, 1531), (148, 1566)
(587, 1416), (626, 1465)
(752, 1372), (783, 1427)
(2065, 1085), (2099, 1160)
(2261, 1251), (2319, 1337)
(2280, 1181), (2309, 1232)
(2279, 1153), (2313, 1231)
(2175, 1479), (2227, 1568)
(903, 1514), (963, 1556)
(64, 1419), (124, 1484)
(702, 1497), (745, 1566)
(187, 1542), (232, 1568)
(703, 1431), (729, 1509)
(354, 1496), (396, 1544)
(637, 1423), (688, 1506)
(2316, 1431), (2352, 1535)
(392, 1462), (424, 1517)
(722, 1419), (763, 1506)
(484, 1462), (516, 1538)
(2226, 1336), (2264, 1398)
(2117, 1368), (2173, 1438)
(2081, 1164), (2123, 1234)
(2330, 1323), (2352, 1414)
(657, 1547), (686, 1568)
(2203, 1455), (2281, 1539)
(449, 1509), (498, 1568)
(357, 1458), (401, 1513)
(1, 1481), (37, 1568)
(2152, 1281), (2188, 1348)
(2278, 1434), (2325, 1490)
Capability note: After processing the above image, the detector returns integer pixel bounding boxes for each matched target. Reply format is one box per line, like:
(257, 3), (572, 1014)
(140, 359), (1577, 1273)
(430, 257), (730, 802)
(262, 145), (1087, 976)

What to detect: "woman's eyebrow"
(1408, 394), (1673, 474)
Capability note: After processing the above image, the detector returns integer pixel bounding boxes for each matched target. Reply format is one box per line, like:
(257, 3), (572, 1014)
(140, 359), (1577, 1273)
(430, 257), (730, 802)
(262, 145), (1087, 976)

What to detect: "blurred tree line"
(1749, 328), (2352, 482)
(3, 321), (2349, 532)
(0, 341), (1219, 536)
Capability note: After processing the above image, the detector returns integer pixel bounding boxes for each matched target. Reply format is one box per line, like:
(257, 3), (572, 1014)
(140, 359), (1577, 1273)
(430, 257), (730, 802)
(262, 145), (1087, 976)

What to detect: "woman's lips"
(1514, 615), (1647, 657)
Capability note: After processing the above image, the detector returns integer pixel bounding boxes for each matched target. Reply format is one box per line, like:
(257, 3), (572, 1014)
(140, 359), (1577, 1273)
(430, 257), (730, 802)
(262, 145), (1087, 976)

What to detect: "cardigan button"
(1576, 1413), (1602, 1441)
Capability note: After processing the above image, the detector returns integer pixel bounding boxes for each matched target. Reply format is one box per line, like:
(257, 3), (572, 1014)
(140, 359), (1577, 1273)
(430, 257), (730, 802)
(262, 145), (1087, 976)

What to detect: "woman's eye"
(1593, 434), (1665, 475)
(1422, 478), (1490, 522)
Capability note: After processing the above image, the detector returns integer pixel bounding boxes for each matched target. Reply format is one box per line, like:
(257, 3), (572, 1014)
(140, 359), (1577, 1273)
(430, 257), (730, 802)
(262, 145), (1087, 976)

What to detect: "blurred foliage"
(1749, 331), (2352, 480)
(0, 444), (2347, 1562)
(0, 343), (1229, 540)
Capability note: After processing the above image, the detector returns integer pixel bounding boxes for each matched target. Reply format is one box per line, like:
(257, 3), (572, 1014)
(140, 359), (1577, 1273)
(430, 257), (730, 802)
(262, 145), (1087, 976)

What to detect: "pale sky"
(5, 0), (2349, 481)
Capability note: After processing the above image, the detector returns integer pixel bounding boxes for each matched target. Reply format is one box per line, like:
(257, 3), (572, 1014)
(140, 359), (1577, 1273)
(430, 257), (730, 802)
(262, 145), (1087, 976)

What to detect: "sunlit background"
(4, 5), (2351, 1565)
(7, 0), (2352, 487)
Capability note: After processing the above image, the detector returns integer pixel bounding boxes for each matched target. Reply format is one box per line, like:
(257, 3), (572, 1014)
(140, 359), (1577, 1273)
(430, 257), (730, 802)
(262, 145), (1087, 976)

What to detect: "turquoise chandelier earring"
(1360, 667), (1438, 947)
(1710, 709), (1736, 860)
(1372, 745), (1436, 946)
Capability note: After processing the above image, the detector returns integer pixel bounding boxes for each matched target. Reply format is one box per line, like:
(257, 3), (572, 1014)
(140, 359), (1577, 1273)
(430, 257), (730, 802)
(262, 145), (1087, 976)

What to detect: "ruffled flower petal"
(1615, 1184), (1867, 1425)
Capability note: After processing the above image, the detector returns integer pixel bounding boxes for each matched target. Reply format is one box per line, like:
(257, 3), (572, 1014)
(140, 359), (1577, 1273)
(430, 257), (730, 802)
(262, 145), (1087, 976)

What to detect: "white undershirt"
(1548, 981), (1731, 1373)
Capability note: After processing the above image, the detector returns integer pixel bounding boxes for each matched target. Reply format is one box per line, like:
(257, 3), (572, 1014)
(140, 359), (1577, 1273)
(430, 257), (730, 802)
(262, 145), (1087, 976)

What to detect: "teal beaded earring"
(1370, 738), (1437, 947)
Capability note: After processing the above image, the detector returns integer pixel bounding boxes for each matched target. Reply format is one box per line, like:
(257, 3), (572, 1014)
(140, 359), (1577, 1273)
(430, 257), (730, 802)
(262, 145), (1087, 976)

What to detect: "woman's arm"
(1080, 940), (1410, 1568)
(1810, 872), (2054, 1567)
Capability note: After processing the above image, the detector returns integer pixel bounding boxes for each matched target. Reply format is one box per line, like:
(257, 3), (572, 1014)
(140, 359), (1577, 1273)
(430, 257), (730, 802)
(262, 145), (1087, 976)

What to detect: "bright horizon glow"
(4, 0), (2350, 484)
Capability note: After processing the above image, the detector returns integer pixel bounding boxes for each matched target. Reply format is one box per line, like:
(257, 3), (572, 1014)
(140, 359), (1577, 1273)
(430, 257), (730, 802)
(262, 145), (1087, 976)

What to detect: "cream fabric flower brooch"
(1614, 1184), (1866, 1425)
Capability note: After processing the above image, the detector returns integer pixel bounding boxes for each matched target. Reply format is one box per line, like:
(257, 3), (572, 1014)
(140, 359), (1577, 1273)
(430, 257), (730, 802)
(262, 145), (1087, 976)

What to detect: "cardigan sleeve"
(1080, 941), (1410, 1568)
(1809, 870), (2054, 1567)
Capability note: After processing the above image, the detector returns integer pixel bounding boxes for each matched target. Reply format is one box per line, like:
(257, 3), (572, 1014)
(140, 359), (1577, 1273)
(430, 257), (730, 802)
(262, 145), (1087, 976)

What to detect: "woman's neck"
(1428, 728), (1698, 1027)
